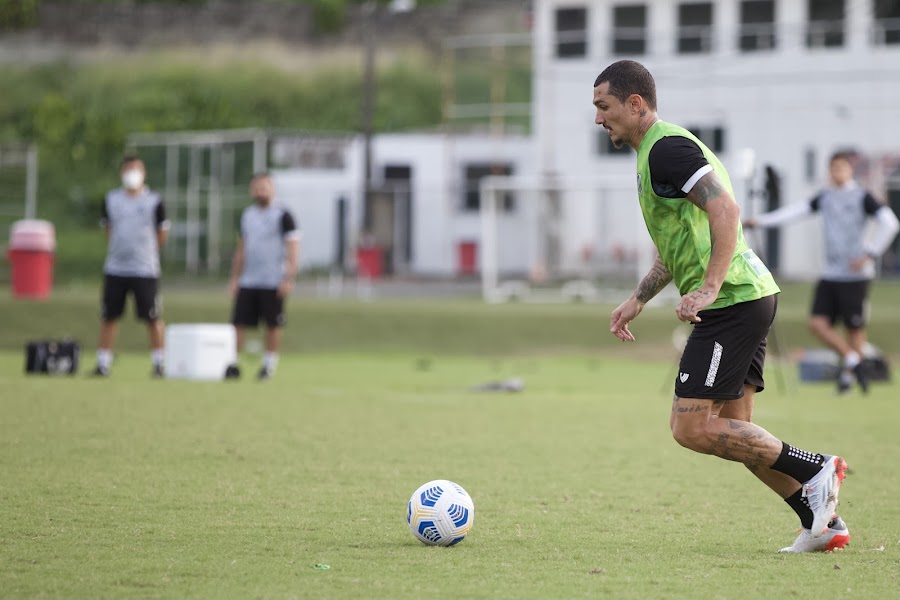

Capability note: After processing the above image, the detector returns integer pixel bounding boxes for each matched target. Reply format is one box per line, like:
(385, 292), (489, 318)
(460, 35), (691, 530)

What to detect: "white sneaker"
(778, 516), (850, 553)
(802, 455), (848, 537)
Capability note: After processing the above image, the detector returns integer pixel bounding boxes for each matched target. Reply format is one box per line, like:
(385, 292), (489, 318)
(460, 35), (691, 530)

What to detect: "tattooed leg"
(718, 385), (801, 498)
(670, 395), (783, 470)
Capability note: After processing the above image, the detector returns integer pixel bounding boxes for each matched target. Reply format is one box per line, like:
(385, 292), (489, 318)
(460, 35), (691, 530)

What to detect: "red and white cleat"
(803, 455), (848, 538)
(778, 516), (850, 553)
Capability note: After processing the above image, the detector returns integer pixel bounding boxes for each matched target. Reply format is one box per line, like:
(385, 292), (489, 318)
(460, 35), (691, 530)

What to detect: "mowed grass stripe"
(1, 352), (898, 599)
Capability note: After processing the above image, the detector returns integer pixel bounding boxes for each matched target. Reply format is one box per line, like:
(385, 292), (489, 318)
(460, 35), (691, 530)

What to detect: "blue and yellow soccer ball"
(407, 480), (475, 546)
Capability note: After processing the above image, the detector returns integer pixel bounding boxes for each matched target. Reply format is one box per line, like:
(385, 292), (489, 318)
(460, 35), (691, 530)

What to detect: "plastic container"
(7, 219), (56, 299)
(356, 246), (384, 279)
(164, 324), (237, 381)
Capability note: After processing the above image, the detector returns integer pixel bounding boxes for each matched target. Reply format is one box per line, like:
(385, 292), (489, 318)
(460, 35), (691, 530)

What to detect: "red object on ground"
(356, 246), (384, 279)
(7, 220), (56, 299)
(458, 241), (478, 275)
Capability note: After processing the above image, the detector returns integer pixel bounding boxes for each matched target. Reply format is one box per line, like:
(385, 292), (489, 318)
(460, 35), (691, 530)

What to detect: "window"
(804, 147), (817, 183)
(612, 4), (647, 55)
(678, 3), (714, 54)
(874, 0), (900, 45)
(463, 164), (515, 212)
(806, 0), (844, 48)
(555, 7), (587, 58)
(739, 0), (776, 52)
(597, 131), (633, 155)
(686, 125), (726, 153)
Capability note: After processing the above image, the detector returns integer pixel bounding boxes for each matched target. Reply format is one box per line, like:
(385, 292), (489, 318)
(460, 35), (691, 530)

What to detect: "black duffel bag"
(25, 339), (80, 375)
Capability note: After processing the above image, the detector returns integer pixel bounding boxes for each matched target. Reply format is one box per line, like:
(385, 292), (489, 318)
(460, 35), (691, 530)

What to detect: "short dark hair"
(829, 151), (855, 164)
(120, 153), (142, 168)
(593, 60), (657, 110)
(251, 171), (272, 182)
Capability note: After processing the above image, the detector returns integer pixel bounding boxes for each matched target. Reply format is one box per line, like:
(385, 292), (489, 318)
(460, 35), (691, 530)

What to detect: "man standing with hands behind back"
(94, 154), (169, 378)
(227, 172), (301, 380)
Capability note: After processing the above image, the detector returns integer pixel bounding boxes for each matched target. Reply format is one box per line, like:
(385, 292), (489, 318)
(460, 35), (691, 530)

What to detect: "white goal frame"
(0, 143), (39, 223)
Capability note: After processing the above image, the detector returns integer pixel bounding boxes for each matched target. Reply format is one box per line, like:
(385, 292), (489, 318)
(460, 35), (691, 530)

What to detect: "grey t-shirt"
(101, 188), (168, 278)
(810, 185), (881, 281)
(238, 204), (300, 289)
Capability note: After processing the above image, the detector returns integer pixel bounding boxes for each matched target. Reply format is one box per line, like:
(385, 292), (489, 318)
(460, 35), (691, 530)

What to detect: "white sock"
(97, 349), (112, 370)
(151, 348), (164, 367)
(843, 352), (861, 369)
(263, 352), (279, 372)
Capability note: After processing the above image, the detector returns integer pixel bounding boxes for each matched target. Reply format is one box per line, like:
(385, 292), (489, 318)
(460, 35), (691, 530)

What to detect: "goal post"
(479, 175), (670, 304)
(0, 143), (39, 227)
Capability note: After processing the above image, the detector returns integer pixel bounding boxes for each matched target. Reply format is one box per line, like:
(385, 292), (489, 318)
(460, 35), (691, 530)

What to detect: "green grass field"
(2, 285), (900, 599)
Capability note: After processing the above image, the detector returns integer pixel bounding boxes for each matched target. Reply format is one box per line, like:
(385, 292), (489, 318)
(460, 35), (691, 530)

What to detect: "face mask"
(122, 169), (145, 190)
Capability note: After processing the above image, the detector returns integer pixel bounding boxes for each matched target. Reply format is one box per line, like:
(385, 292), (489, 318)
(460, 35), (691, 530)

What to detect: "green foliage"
(0, 58), (443, 233)
(311, 0), (347, 34)
(0, 0), (39, 30)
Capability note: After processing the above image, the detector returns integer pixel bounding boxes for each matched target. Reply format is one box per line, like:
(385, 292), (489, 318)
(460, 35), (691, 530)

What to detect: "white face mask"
(122, 169), (145, 190)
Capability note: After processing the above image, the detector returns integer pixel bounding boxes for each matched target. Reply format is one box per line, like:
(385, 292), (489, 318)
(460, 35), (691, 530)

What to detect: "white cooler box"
(165, 324), (236, 381)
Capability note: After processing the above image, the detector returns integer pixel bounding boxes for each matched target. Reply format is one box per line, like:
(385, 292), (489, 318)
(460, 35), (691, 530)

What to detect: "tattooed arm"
(610, 255), (672, 342)
(635, 254), (673, 304)
(676, 171), (740, 323)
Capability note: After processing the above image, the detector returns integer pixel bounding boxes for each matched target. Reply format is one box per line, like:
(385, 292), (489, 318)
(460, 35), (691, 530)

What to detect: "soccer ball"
(407, 480), (475, 546)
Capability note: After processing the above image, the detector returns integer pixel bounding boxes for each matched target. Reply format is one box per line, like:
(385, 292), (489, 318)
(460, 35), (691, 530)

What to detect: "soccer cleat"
(224, 364), (241, 380)
(837, 363), (871, 395)
(778, 516), (850, 553)
(803, 455), (848, 537)
(852, 362), (870, 394)
(836, 374), (852, 395)
(152, 363), (165, 378)
(256, 367), (271, 381)
(91, 365), (109, 377)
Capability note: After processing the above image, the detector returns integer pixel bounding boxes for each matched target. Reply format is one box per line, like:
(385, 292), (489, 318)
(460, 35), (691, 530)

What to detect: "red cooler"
(457, 241), (478, 275)
(356, 246), (384, 279)
(7, 219), (56, 299)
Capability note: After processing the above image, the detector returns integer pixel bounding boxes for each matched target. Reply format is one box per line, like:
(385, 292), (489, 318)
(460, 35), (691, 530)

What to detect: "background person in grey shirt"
(745, 152), (900, 394)
(226, 173), (301, 380)
(94, 154), (170, 377)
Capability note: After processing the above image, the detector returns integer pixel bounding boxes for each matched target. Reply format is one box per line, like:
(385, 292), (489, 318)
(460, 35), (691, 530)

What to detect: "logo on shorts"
(679, 372), (689, 383)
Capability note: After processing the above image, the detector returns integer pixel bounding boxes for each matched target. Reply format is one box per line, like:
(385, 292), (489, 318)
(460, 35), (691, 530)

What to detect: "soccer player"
(226, 173), (301, 380)
(595, 60), (849, 553)
(744, 152), (899, 394)
(94, 154), (169, 377)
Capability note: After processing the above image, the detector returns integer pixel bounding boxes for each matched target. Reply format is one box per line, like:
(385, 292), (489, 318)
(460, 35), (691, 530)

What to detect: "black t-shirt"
(647, 136), (710, 199)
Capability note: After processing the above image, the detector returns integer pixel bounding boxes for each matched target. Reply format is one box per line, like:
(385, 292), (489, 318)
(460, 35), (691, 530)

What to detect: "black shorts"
(811, 279), (869, 330)
(101, 275), (162, 322)
(675, 294), (778, 401)
(231, 287), (285, 329)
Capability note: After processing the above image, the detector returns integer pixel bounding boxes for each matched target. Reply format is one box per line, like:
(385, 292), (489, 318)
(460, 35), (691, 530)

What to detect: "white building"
(272, 132), (535, 277)
(530, 0), (900, 280)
